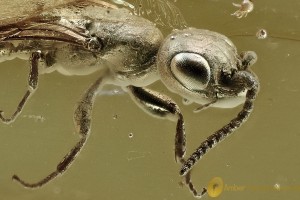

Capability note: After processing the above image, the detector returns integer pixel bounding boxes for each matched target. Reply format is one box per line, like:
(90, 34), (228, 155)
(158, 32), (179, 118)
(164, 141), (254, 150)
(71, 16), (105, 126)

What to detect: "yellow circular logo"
(207, 177), (224, 198)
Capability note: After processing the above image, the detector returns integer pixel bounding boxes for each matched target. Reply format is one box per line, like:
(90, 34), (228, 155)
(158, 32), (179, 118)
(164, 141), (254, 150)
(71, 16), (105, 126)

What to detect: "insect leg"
(12, 70), (108, 188)
(127, 86), (186, 163)
(0, 51), (40, 124)
(128, 86), (203, 197)
(183, 170), (207, 198)
(179, 71), (259, 198)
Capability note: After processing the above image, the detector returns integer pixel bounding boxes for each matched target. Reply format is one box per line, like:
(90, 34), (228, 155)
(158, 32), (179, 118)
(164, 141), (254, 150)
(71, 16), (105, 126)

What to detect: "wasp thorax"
(170, 53), (211, 91)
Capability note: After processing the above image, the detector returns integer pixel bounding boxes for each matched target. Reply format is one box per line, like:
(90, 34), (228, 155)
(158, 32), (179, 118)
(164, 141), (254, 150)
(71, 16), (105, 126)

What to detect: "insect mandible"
(0, 0), (259, 198)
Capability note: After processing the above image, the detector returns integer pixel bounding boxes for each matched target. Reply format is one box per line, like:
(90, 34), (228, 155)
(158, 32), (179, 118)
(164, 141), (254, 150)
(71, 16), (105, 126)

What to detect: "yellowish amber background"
(0, 0), (300, 199)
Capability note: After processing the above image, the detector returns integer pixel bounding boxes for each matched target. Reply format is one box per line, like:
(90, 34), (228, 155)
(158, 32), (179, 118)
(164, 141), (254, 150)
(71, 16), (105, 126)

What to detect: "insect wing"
(0, 0), (74, 23)
(0, 0), (118, 48)
(0, 0), (117, 22)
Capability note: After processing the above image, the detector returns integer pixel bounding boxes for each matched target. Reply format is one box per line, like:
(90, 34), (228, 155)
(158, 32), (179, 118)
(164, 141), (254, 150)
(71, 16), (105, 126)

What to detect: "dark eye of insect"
(170, 53), (211, 91)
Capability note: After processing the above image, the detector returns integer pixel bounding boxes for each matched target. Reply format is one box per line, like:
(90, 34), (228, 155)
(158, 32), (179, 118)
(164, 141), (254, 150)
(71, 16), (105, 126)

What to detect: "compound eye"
(170, 53), (211, 91)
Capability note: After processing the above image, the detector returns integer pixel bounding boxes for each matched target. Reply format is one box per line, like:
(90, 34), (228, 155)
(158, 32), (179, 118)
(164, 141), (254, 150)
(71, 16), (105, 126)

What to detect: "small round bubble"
(256, 29), (267, 39)
(128, 133), (134, 138)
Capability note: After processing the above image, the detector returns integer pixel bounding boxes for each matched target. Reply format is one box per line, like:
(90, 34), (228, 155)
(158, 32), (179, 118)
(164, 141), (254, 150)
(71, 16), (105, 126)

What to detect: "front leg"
(128, 86), (202, 197)
(127, 86), (186, 163)
(180, 71), (259, 198)
(0, 51), (40, 124)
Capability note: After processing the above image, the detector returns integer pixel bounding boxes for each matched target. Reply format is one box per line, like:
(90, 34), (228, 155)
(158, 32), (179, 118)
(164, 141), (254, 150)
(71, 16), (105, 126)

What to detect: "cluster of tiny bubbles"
(113, 114), (118, 120)
(22, 115), (46, 122)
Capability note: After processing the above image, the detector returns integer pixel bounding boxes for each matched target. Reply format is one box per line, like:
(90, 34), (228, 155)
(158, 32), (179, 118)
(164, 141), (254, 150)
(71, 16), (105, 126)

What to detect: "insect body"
(0, 0), (259, 198)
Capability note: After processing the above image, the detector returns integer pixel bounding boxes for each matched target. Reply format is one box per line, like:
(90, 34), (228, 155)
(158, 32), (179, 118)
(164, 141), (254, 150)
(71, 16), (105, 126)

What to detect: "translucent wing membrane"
(0, 0), (187, 33)
(111, 0), (187, 29)
(0, 0), (117, 25)
(0, 0), (73, 23)
(0, 0), (118, 50)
